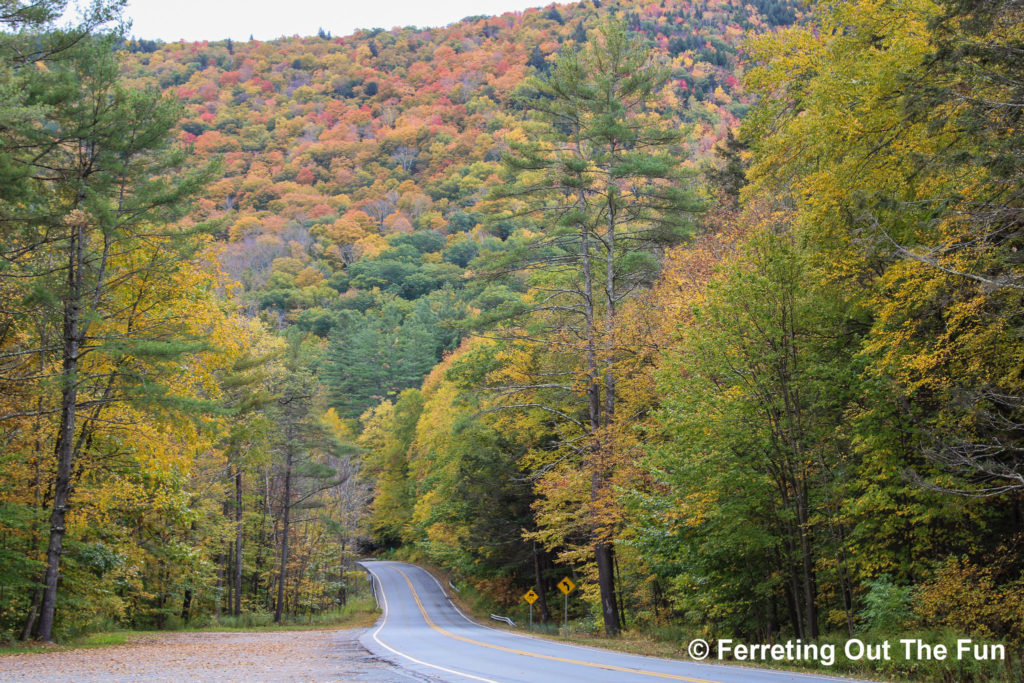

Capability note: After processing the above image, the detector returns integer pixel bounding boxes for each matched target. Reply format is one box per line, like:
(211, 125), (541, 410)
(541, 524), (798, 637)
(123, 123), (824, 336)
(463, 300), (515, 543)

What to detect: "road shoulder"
(0, 627), (420, 682)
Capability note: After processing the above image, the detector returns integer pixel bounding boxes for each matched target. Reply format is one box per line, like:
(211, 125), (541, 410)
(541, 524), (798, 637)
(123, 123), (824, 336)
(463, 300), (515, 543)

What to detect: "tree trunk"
(603, 202), (617, 427)
(614, 550), (627, 629)
(225, 540), (233, 616)
(532, 542), (551, 622)
(221, 503), (232, 617)
(254, 468), (269, 607)
(274, 450), (292, 624)
(601, 203), (623, 637)
(234, 468), (243, 616)
(155, 585), (167, 630)
(578, 195), (620, 637)
(580, 193), (602, 441)
(797, 489), (818, 639)
(181, 589), (192, 622)
(36, 222), (85, 643)
(215, 550), (224, 624)
(594, 541), (620, 636)
(20, 588), (42, 641)
(786, 567), (803, 639)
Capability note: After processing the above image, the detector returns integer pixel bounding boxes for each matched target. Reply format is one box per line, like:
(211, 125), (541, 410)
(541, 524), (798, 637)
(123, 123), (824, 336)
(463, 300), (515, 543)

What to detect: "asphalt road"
(358, 560), (866, 683)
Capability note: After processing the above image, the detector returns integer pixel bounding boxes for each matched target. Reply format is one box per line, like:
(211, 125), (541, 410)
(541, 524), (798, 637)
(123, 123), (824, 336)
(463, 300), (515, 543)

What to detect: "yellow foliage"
(294, 266), (325, 288)
(228, 215), (262, 242)
(915, 558), (1024, 640)
(354, 234), (388, 259)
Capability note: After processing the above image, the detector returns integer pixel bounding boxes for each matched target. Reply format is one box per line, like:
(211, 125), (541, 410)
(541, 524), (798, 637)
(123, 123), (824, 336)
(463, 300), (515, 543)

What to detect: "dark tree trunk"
(532, 542), (551, 622)
(274, 450), (293, 624)
(579, 191), (620, 638)
(179, 521), (197, 622)
(799, 525), (818, 638)
(36, 222), (85, 643)
(594, 541), (620, 636)
(155, 587), (166, 630)
(234, 468), (243, 616)
(614, 550), (627, 629)
(215, 549), (224, 624)
(225, 540), (233, 615)
(785, 559), (803, 639)
(20, 588), (42, 641)
(181, 589), (192, 621)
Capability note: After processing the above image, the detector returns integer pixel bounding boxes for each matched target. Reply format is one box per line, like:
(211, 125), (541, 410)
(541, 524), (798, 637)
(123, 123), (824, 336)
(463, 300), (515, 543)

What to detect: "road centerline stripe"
(367, 564), (500, 683)
(394, 566), (722, 683)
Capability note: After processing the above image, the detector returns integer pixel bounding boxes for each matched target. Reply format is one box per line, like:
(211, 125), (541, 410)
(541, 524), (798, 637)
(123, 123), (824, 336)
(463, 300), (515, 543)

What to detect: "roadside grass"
(0, 592), (380, 657)
(186, 593), (380, 633)
(0, 631), (134, 656)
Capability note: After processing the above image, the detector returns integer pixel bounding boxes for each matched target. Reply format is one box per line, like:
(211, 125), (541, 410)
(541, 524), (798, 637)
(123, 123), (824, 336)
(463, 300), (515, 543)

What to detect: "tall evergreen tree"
(324, 313), (389, 419)
(488, 21), (701, 636)
(270, 335), (348, 623)
(393, 314), (440, 388)
(0, 30), (213, 640)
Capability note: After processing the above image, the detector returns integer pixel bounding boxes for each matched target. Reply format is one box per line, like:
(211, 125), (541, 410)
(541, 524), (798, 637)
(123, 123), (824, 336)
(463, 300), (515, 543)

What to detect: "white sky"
(112, 0), (549, 42)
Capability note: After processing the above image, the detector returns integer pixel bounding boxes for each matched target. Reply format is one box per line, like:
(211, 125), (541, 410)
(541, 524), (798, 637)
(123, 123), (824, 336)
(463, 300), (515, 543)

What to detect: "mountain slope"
(120, 0), (800, 416)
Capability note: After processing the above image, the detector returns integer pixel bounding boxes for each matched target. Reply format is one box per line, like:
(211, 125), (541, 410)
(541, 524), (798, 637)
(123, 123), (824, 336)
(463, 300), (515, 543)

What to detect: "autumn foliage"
(6, 1), (1022, 680)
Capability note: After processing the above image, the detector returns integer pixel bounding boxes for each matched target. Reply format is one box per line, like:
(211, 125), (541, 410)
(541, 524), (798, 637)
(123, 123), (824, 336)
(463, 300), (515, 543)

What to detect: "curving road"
(358, 560), (865, 683)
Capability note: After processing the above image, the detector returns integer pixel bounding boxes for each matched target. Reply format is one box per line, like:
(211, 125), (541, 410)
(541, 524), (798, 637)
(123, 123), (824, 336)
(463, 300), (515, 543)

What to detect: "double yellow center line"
(393, 566), (721, 683)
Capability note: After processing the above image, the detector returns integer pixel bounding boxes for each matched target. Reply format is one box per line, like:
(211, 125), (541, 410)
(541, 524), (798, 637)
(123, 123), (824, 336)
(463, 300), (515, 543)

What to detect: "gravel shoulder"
(0, 628), (427, 682)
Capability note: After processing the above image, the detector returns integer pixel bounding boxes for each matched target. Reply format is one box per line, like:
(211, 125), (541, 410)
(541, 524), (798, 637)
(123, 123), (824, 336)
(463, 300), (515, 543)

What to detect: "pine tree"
(324, 314), (389, 419)
(271, 335), (347, 623)
(0, 31), (214, 640)
(488, 21), (701, 636)
(526, 46), (548, 73)
(393, 315), (438, 390)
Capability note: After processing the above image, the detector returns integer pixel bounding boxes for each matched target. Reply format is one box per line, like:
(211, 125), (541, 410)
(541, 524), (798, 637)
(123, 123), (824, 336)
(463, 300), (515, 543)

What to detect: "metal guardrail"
(357, 561), (381, 609)
(490, 614), (516, 627)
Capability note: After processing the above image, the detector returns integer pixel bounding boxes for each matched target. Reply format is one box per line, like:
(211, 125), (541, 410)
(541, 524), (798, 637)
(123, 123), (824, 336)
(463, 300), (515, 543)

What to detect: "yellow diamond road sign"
(557, 577), (575, 595)
(523, 589), (539, 605)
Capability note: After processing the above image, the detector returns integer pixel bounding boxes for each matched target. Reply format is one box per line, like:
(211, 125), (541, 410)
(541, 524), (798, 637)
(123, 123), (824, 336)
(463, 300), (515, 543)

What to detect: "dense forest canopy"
(2, 0), (1023, 679)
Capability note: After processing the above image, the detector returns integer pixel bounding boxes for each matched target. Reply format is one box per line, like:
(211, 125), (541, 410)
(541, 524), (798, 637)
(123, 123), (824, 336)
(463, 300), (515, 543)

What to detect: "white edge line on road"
(365, 563), (501, 683)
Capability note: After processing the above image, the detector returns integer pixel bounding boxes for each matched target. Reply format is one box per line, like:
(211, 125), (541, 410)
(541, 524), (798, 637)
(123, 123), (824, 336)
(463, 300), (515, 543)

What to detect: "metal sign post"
(522, 589), (539, 631)
(556, 577), (575, 635)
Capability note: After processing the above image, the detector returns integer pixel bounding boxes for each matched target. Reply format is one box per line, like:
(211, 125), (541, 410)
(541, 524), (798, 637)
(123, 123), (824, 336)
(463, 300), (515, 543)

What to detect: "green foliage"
(442, 238), (480, 268)
(358, 390), (423, 546)
(0, 6), (365, 643)
(21, 0), (1024, 668)
(632, 219), (861, 639)
(323, 298), (456, 419)
(859, 576), (914, 634)
(410, 384), (535, 578)
(391, 231), (446, 254)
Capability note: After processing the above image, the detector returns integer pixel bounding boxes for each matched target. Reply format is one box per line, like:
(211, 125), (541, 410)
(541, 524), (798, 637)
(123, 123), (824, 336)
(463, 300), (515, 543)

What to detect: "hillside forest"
(1, 0), (1022, 677)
